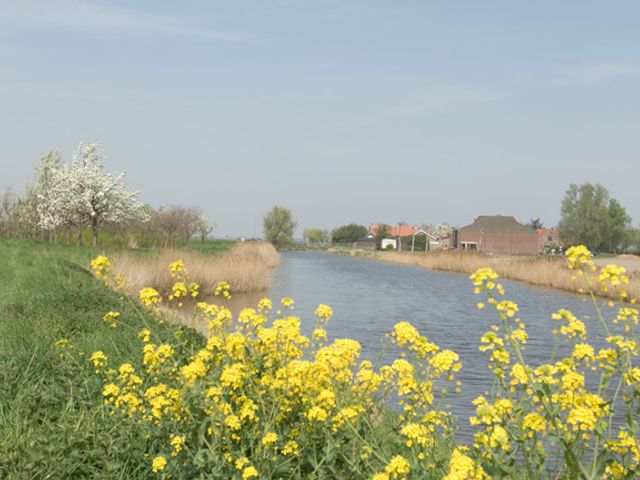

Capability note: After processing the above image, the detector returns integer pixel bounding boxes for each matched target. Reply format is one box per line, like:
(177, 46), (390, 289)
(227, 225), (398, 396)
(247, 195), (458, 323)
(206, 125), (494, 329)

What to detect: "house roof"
(458, 215), (534, 234)
(538, 228), (559, 238)
(369, 224), (436, 238)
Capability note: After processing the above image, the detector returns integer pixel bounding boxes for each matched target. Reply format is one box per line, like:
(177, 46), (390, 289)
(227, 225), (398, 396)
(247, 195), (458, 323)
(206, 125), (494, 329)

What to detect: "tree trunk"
(76, 228), (83, 246)
(92, 218), (98, 248)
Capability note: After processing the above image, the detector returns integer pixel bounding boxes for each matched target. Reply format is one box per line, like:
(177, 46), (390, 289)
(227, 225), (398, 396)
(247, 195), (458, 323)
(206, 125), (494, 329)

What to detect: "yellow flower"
(384, 455), (410, 479)
(242, 466), (258, 479)
(257, 298), (272, 311)
(102, 311), (120, 328)
(372, 473), (389, 480)
(443, 448), (489, 480)
(565, 245), (595, 271)
(314, 304), (333, 321)
(225, 414), (241, 431)
(90, 351), (108, 371)
(151, 455), (167, 473)
(401, 422), (431, 447)
(281, 440), (299, 456)
(170, 434), (186, 457)
(169, 260), (185, 276)
(306, 406), (328, 422)
(523, 412), (547, 436)
(261, 432), (278, 447)
(138, 329), (151, 343)
(469, 268), (499, 288)
(139, 287), (162, 308)
(90, 255), (111, 278)
(429, 350), (461, 376)
(281, 297), (294, 308)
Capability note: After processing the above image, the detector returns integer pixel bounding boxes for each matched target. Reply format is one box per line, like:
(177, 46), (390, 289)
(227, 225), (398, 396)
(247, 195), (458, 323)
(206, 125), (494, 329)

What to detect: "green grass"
(187, 238), (236, 255)
(0, 238), (204, 478)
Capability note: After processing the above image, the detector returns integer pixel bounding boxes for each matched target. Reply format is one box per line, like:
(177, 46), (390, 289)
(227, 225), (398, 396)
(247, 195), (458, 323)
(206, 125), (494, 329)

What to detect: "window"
(548, 236), (553, 241)
(462, 242), (478, 250)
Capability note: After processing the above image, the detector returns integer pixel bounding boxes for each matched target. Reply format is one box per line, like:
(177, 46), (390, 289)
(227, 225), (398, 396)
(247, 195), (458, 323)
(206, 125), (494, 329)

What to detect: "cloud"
(557, 60), (640, 86)
(343, 87), (505, 128)
(0, 1), (251, 42)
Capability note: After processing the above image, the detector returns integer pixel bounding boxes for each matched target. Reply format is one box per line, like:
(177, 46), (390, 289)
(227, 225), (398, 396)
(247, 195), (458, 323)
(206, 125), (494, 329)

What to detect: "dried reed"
(375, 250), (640, 301)
(113, 242), (279, 296)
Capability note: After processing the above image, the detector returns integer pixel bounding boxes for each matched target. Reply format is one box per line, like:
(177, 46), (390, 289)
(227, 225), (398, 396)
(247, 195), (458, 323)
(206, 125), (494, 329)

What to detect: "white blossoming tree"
(22, 149), (65, 239)
(51, 143), (146, 247)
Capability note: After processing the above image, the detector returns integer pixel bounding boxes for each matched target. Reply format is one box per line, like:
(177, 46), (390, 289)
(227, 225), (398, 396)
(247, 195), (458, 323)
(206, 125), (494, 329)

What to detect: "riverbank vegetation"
(370, 250), (640, 301)
(2, 238), (638, 479)
(112, 241), (279, 296)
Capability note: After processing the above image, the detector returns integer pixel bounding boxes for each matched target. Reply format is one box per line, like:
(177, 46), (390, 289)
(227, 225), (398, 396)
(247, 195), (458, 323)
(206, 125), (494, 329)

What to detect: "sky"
(1, 0), (639, 238)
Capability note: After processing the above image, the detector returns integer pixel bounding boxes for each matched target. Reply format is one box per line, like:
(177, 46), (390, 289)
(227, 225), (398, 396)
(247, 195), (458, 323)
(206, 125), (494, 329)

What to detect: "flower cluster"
(82, 249), (639, 479)
(462, 247), (640, 478)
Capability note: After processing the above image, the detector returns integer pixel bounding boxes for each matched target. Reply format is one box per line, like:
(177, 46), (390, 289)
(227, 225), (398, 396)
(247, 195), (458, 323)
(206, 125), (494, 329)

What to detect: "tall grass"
(376, 250), (640, 300)
(112, 242), (279, 295)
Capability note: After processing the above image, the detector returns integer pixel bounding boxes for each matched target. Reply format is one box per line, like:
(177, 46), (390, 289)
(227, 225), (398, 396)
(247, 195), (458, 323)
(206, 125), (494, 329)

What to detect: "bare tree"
(195, 215), (216, 243)
(153, 206), (203, 248)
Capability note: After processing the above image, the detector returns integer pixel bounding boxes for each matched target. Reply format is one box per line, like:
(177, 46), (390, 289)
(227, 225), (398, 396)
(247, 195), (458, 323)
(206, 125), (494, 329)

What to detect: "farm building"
(452, 215), (538, 255)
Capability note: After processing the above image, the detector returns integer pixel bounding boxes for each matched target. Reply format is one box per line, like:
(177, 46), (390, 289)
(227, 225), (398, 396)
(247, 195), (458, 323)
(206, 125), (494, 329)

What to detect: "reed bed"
(113, 242), (279, 295)
(375, 250), (640, 300)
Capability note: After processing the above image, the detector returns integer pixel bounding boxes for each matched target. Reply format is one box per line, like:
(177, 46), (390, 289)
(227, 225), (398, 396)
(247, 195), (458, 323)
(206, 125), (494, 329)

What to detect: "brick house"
(538, 228), (563, 253)
(452, 215), (538, 255)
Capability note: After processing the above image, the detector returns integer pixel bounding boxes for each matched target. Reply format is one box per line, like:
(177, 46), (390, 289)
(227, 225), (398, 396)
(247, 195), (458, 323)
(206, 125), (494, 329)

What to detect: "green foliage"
(263, 206), (297, 250)
(374, 224), (390, 250)
(559, 183), (632, 252)
(331, 223), (368, 244)
(304, 227), (329, 244)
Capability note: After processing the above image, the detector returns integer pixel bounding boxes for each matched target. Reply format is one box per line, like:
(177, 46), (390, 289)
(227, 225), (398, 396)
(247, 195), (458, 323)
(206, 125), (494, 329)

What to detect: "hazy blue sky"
(1, 1), (638, 237)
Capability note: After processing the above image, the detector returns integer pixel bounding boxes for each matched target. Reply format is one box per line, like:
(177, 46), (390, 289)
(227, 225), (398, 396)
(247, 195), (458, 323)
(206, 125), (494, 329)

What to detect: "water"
(203, 251), (620, 443)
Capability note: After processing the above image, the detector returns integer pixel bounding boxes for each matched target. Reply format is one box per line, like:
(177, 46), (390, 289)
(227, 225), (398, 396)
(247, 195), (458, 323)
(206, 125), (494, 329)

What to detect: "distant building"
(538, 228), (563, 253)
(452, 215), (538, 255)
(355, 234), (376, 250)
(369, 224), (423, 237)
(381, 238), (397, 250)
(369, 224), (441, 251)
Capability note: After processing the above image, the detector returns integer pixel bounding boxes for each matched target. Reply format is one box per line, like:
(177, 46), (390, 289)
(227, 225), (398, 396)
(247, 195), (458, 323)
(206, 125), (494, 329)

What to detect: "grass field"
(0, 239), (204, 478)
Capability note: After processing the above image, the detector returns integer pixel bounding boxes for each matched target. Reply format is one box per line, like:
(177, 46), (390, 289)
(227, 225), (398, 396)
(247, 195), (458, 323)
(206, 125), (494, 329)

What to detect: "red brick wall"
(457, 230), (538, 255)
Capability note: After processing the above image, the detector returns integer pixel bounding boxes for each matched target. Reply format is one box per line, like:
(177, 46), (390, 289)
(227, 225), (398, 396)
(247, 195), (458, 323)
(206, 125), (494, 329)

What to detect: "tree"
(304, 228), (329, 245)
(559, 183), (631, 252)
(21, 150), (64, 239)
(153, 206), (202, 248)
(525, 218), (544, 230)
(263, 206), (296, 250)
(55, 143), (146, 247)
(0, 187), (17, 237)
(331, 224), (368, 244)
(434, 223), (454, 239)
(374, 224), (390, 250)
(195, 216), (216, 243)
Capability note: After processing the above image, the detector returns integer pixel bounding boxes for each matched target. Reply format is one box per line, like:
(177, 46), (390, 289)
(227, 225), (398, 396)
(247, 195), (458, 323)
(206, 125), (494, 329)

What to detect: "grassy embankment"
(0, 239), (205, 477)
(368, 250), (640, 300)
(0, 238), (276, 478)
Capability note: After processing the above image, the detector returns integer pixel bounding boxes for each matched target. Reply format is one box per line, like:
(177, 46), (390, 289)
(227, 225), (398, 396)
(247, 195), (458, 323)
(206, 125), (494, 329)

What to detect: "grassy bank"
(0, 239), (204, 478)
(112, 241), (279, 296)
(368, 250), (640, 301)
